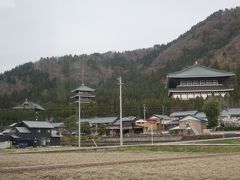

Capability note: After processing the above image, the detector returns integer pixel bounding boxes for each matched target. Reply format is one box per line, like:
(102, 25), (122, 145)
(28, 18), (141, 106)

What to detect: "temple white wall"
(171, 92), (228, 100)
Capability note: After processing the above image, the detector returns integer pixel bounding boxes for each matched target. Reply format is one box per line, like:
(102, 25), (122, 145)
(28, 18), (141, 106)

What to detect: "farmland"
(1, 146), (240, 179)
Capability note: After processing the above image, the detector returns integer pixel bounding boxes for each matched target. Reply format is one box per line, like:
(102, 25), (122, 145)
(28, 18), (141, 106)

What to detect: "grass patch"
(197, 139), (240, 144)
(0, 148), (16, 153)
(115, 145), (240, 153)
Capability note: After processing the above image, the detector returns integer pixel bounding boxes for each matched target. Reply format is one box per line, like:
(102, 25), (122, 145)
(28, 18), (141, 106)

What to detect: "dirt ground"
(0, 151), (240, 180)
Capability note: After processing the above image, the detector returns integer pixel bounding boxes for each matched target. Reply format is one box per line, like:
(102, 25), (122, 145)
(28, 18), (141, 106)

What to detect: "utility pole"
(162, 105), (165, 131)
(151, 123), (153, 145)
(118, 77), (123, 146)
(78, 94), (81, 147)
(143, 104), (146, 120)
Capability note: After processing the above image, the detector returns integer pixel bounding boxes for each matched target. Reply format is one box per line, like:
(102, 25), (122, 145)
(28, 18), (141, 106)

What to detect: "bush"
(61, 135), (77, 145)
(216, 126), (240, 131)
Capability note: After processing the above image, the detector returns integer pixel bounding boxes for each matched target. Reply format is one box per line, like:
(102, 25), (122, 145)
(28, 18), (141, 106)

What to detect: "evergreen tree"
(203, 98), (220, 129)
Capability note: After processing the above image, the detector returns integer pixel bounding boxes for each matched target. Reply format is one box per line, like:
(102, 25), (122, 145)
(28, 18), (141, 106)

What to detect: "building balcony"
(170, 85), (233, 92)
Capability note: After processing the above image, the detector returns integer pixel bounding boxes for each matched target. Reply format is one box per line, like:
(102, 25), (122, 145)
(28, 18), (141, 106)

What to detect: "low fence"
(67, 135), (182, 147)
(63, 133), (240, 147)
(103, 135), (182, 143)
(182, 133), (240, 141)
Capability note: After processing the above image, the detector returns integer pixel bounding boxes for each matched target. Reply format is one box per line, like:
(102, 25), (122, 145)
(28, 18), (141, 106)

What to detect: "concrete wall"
(172, 92), (227, 100)
(0, 141), (11, 149)
(104, 135), (182, 142)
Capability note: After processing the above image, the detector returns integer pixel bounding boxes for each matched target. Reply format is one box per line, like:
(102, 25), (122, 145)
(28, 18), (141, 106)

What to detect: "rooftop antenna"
(81, 64), (85, 85)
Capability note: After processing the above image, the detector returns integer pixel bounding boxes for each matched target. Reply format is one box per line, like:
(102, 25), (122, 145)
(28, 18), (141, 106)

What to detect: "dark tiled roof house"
(0, 121), (62, 147)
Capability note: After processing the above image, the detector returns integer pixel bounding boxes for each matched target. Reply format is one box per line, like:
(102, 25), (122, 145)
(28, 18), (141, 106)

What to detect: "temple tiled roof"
(13, 99), (45, 111)
(167, 64), (234, 78)
(72, 84), (95, 93)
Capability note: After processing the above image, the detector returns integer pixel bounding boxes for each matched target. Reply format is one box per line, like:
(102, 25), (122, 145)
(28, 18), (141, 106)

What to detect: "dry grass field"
(1, 147), (240, 180)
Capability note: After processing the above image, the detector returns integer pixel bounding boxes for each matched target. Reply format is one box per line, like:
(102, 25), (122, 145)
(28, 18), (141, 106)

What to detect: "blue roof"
(195, 112), (207, 119)
(81, 117), (118, 124)
(221, 108), (240, 116)
(170, 110), (198, 117)
(180, 115), (207, 122)
(152, 114), (170, 119)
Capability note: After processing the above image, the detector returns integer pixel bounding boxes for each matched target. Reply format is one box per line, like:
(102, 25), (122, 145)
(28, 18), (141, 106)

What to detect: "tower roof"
(167, 64), (234, 78)
(72, 84), (95, 93)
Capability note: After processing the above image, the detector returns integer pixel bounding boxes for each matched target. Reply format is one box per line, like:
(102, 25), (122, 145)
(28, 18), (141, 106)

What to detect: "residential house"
(134, 118), (159, 134)
(0, 121), (62, 148)
(107, 116), (137, 136)
(81, 117), (117, 128)
(219, 108), (240, 126)
(169, 115), (207, 135)
(151, 114), (177, 130)
(51, 122), (65, 135)
(170, 110), (207, 121)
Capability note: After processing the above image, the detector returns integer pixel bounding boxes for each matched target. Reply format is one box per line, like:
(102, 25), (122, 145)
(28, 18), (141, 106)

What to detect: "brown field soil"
(0, 151), (240, 180)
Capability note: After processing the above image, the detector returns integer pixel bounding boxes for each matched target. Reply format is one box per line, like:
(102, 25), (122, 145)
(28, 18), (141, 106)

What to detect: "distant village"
(1, 62), (239, 149)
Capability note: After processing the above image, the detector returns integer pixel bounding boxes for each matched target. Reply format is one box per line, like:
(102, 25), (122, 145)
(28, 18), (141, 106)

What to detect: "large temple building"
(166, 62), (234, 100)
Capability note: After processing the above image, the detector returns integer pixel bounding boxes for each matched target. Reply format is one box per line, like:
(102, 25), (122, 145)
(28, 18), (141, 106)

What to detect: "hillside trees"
(232, 67), (240, 105)
(1, 8), (240, 124)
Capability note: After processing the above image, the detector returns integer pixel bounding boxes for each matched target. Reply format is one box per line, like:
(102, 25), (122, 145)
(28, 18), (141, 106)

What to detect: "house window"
(213, 80), (218, 85)
(47, 130), (50, 133)
(187, 81), (192, 86)
(200, 80), (205, 85)
(193, 80), (199, 86)
(180, 81), (187, 86)
(206, 80), (212, 85)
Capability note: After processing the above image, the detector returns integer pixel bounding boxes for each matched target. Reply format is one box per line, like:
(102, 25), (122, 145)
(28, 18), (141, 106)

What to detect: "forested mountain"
(1, 7), (240, 123)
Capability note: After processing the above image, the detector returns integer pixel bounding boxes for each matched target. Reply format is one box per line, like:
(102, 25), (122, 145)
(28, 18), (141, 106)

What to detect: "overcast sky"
(0, 0), (239, 73)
